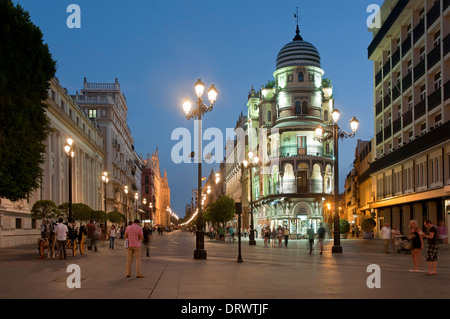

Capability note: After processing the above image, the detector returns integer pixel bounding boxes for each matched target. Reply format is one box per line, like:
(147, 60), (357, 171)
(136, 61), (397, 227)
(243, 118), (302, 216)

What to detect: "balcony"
(403, 110), (412, 126)
(445, 80), (450, 100)
(376, 100), (383, 116)
(384, 94), (391, 108)
(402, 35), (412, 57)
(427, 43), (441, 70)
(375, 70), (382, 86)
(376, 131), (383, 145)
(392, 49), (401, 68)
(393, 117), (402, 134)
(384, 125), (392, 139)
(414, 99), (426, 120)
(427, 0), (440, 28)
(413, 59), (425, 81)
(413, 19), (425, 44)
(428, 87), (442, 111)
(445, 33), (450, 56)
(392, 85), (401, 101)
(383, 60), (391, 77)
(402, 72), (412, 91)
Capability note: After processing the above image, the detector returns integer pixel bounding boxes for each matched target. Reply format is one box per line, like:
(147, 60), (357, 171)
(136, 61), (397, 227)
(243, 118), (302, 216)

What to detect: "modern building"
(0, 77), (106, 247)
(224, 23), (338, 238)
(368, 0), (450, 235)
(73, 78), (137, 221)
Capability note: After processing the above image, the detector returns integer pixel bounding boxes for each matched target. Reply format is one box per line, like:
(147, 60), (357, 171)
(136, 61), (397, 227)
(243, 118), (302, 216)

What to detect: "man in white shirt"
(381, 223), (391, 253)
(53, 218), (68, 260)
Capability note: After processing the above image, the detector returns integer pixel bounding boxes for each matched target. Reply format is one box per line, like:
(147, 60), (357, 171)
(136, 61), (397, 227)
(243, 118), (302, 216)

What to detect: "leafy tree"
(322, 78), (332, 88)
(91, 210), (106, 223)
(58, 202), (93, 222)
(107, 211), (126, 224)
(263, 80), (276, 89)
(31, 200), (59, 220)
(204, 195), (236, 227)
(0, 0), (57, 201)
(361, 217), (376, 232)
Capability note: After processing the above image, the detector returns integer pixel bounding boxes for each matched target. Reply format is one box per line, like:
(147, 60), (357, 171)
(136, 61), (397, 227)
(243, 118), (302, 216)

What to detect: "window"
(295, 102), (301, 114)
(61, 100), (65, 110)
(434, 72), (441, 90)
(297, 136), (307, 155)
(324, 110), (328, 121)
(267, 111), (271, 122)
(15, 218), (22, 229)
(434, 30), (440, 48)
(419, 85), (426, 101)
(302, 101), (308, 115)
(89, 109), (97, 118)
(308, 73), (314, 82)
(419, 47), (425, 61)
(298, 72), (304, 82)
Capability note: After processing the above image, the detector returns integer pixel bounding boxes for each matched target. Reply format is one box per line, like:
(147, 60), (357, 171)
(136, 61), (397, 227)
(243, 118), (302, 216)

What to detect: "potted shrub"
(339, 219), (350, 239)
(361, 217), (376, 239)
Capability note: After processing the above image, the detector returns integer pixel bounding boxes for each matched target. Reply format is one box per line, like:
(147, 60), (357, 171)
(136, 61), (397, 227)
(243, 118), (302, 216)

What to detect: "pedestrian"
(408, 220), (423, 272)
(423, 220), (438, 276)
(276, 226), (283, 247)
(283, 226), (289, 247)
(271, 228), (277, 247)
(125, 219), (145, 278)
(109, 225), (116, 249)
(218, 225), (225, 242)
(86, 220), (97, 251)
(355, 225), (360, 238)
(307, 226), (315, 254)
(143, 223), (151, 257)
(381, 223), (391, 253)
(318, 223), (326, 255)
(264, 227), (270, 247)
(209, 226), (214, 240)
(229, 226), (235, 242)
(391, 226), (401, 253)
(53, 218), (68, 260)
(243, 228), (248, 238)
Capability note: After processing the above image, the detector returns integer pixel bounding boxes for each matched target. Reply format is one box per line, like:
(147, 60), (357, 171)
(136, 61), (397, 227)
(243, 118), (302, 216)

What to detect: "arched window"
(295, 102), (301, 114)
(267, 110), (271, 122)
(324, 110), (329, 121)
(298, 72), (304, 82)
(302, 101), (308, 114)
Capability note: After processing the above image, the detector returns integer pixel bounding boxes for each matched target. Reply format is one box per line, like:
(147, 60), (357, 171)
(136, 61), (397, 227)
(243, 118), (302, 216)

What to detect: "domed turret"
(276, 26), (321, 69)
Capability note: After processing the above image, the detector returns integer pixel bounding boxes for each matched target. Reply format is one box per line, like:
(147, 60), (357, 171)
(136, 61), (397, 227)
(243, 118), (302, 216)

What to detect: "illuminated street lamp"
(182, 78), (218, 260)
(243, 151), (260, 246)
(124, 185), (129, 224)
(64, 137), (75, 222)
(134, 192), (139, 221)
(315, 109), (359, 253)
(101, 171), (109, 227)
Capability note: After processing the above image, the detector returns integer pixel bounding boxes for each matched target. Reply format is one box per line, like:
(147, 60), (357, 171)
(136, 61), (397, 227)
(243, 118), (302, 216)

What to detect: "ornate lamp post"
(243, 151), (260, 246)
(64, 137), (75, 222)
(134, 192), (139, 221)
(182, 78), (218, 260)
(101, 171), (109, 228)
(315, 109), (359, 253)
(124, 185), (129, 224)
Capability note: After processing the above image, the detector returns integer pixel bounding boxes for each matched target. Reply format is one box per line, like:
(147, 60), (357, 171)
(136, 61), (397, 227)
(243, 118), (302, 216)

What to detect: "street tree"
(31, 200), (59, 221)
(204, 195), (236, 227)
(0, 0), (56, 201)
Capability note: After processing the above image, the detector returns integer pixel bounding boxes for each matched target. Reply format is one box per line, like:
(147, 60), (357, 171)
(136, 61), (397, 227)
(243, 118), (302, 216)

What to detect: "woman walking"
(264, 227), (270, 247)
(409, 220), (423, 272)
(276, 226), (283, 247)
(109, 225), (117, 249)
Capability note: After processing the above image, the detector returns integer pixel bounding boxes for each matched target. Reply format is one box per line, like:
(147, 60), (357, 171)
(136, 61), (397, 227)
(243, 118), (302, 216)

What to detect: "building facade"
(368, 0), (450, 235)
(73, 78), (138, 221)
(224, 24), (338, 238)
(0, 77), (106, 247)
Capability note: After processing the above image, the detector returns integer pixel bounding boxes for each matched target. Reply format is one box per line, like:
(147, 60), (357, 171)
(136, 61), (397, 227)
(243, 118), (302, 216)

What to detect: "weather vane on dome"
(293, 7), (303, 41)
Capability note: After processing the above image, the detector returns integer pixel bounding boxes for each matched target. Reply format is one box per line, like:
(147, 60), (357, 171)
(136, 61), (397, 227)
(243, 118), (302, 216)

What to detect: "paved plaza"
(0, 230), (449, 300)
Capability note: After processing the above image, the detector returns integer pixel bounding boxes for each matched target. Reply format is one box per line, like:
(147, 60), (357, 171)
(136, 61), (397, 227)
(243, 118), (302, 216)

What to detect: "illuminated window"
(298, 72), (304, 82)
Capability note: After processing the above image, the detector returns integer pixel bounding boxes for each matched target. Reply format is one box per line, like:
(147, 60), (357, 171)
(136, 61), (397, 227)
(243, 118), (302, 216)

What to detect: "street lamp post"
(134, 192), (139, 221)
(236, 202), (243, 263)
(182, 78), (218, 260)
(124, 185), (129, 224)
(243, 151), (259, 246)
(101, 172), (109, 228)
(315, 109), (359, 253)
(64, 138), (74, 222)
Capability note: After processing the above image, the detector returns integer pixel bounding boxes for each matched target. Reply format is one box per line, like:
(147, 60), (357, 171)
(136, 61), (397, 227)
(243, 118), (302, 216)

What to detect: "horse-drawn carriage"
(38, 222), (86, 259)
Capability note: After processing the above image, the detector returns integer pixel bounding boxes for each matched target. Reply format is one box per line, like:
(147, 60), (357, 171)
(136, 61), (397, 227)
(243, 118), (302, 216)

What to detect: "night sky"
(14, 0), (384, 217)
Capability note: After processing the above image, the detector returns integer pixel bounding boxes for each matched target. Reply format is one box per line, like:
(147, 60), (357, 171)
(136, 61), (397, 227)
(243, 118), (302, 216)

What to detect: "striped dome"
(276, 37), (321, 70)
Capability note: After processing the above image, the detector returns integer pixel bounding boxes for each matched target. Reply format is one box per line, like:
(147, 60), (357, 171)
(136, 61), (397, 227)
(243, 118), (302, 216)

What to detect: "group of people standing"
(381, 220), (446, 275)
(262, 226), (290, 248)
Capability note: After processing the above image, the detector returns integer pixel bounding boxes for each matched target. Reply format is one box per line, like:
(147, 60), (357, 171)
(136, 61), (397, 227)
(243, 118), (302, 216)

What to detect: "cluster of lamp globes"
(182, 79), (218, 116)
(314, 109), (359, 138)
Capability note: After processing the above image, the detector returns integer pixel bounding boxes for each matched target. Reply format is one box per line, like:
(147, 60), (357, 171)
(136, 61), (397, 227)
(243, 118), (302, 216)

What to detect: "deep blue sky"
(15, 0), (383, 218)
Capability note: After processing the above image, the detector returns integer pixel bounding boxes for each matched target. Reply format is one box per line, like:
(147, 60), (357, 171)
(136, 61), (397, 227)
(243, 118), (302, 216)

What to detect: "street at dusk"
(1, 0), (450, 313)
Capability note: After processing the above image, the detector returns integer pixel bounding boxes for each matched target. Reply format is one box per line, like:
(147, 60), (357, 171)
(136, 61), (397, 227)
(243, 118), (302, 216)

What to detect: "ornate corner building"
(226, 24), (337, 237)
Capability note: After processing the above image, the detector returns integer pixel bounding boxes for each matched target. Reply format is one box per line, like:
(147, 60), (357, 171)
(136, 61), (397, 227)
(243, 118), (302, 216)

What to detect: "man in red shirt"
(125, 219), (145, 278)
